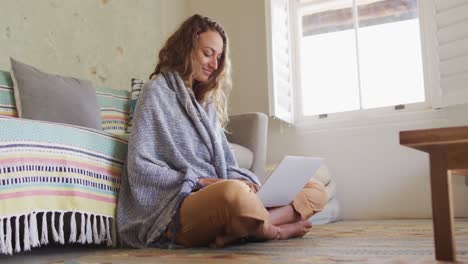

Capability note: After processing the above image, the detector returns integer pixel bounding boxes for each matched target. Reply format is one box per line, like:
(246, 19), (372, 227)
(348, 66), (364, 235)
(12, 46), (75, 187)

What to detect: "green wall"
(0, 0), (187, 90)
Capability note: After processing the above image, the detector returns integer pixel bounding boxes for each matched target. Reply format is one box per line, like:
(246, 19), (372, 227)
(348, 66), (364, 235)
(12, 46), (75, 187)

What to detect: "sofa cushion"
(95, 86), (130, 134)
(0, 70), (17, 117)
(230, 143), (253, 170)
(10, 58), (102, 129)
(127, 78), (144, 133)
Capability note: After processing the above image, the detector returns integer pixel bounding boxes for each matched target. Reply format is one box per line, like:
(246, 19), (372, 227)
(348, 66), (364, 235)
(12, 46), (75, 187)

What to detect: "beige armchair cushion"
(230, 143), (253, 170)
(311, 164), (332, 186)
(226, 112), (268, 179)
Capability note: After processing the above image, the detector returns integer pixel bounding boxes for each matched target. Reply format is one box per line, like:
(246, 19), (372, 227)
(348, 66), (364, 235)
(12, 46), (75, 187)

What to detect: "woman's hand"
(196, 178), (224, 189)
(236, 180), (260, 193)
(195, 178), (259, 193)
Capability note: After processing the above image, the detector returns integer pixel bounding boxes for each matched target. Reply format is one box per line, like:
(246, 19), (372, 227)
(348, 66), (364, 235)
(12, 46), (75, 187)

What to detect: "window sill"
(294, 103), (448, 132)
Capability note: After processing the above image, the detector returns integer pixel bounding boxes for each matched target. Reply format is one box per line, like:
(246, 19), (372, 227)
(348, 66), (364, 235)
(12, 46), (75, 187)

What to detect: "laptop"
(257, 156), (323, 207)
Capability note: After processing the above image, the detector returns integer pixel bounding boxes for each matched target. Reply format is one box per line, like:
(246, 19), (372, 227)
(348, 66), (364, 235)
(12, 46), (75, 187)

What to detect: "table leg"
(429, 148), (455, 261)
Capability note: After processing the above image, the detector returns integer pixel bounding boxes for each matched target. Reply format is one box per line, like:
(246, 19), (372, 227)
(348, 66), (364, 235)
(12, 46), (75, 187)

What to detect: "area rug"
(2, 219), (468, 264)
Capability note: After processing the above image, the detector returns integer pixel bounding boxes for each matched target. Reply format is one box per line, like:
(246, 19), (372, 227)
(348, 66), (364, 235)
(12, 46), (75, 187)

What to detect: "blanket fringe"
(105, 216), (112, 246)
(99, 216), (105, 242)
(30, 212), (40, 247)
(15, 217), (20, 253)
(23, 214), (30, 251)
(93, 215), (100, 244)
(0, 219), (5, 254)
(86, 213), (92, 244)
(5, 218), (12, 254)
(78, 213), (86, 243)
(51, 212), (59, 243)
(58, 212), (65, 244)
(41, 212), (48, 244)
(0, 211), (116, 255)
(69, 212), (77, 243)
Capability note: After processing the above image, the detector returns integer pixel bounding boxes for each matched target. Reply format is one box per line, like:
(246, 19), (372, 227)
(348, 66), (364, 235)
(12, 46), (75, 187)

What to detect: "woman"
(117, 14), (327, 248)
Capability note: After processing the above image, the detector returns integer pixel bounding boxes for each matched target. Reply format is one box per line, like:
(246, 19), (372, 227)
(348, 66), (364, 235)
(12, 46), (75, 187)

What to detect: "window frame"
(289, 0), (439, 129)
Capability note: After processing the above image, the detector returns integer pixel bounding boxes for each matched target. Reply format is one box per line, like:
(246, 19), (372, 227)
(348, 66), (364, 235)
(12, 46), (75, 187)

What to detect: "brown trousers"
(172, 179), (328, 247)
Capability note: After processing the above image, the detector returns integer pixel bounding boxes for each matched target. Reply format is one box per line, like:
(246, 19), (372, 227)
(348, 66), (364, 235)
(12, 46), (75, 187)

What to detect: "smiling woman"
(192, 31), (224, 83)
(117, 14), (328, 250)
(149, 14), (231, 128)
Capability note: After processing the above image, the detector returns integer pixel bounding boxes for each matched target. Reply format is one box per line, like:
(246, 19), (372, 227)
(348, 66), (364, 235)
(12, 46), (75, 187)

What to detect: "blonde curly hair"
(150, 14), (232, 129)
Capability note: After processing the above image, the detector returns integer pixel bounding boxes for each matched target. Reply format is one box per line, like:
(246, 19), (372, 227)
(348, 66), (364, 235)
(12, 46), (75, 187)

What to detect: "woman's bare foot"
(209, 235), (239, 248)
(268, 205), (302, 226)
(277, 220), (312, 239)
(211, 220), (312, 247)
(260, 220), (312, 241)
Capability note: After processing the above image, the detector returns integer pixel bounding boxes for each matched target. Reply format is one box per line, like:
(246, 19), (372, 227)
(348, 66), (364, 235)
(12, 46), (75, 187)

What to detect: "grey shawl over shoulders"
(117, 72), (260, 248)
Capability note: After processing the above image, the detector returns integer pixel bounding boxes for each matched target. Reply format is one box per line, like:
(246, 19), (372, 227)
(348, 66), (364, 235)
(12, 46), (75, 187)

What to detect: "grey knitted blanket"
(117, 72), (260, 248)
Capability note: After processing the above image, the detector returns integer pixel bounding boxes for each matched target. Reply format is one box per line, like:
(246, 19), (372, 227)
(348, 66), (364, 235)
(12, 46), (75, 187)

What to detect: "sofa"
(0, 69), (268, 255)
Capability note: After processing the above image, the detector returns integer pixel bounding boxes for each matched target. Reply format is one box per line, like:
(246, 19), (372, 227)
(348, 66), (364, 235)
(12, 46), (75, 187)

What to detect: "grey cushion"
(10, 58), (102, 129)
(230, 143), (253, 170)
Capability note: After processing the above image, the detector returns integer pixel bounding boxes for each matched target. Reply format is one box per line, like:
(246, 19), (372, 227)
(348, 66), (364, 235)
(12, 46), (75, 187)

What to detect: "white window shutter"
(266, 0), (295, 124)
(422, 0), (468, 108)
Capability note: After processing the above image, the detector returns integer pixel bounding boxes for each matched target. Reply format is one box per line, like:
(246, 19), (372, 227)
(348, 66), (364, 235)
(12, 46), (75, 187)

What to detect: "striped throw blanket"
(0, 117), (128, 255)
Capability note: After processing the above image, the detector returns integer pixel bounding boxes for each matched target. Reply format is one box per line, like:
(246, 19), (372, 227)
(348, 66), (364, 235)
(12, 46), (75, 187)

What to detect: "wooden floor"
(2, 219), (468, 264)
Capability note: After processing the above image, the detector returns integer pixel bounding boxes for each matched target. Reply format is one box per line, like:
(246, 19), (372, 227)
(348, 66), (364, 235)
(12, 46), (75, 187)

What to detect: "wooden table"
(400, 126), (468, 262)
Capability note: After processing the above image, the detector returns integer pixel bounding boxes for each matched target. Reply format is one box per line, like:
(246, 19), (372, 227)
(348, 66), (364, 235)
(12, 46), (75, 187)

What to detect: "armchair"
(227, 112), (268, 182)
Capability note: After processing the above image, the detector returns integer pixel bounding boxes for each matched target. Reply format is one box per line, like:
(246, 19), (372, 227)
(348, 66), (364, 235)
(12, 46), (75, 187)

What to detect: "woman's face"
(192, 30), (224, 83)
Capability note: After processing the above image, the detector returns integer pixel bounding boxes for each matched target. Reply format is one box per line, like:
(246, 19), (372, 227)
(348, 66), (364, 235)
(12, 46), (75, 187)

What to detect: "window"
(266, 0), (468, 125)
(300, 0), (424, 117)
